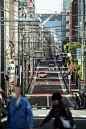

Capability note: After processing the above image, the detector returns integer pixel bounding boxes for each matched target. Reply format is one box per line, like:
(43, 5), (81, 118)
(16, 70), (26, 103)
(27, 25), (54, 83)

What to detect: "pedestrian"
(74, 94), (80, 109)
(84, 92), (86, 109)
(40, 92), (74, 129)
(81, 89), (85, 106)
(78, 91), (84, 107)
(7, 85), (33, 129)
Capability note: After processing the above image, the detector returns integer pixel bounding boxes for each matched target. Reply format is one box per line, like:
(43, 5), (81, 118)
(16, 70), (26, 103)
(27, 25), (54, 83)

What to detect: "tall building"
(77, 0), (86, 45)
(69, 0), (78, 44)
(61, 0), (73, 42)
(0, 0), (6, 91)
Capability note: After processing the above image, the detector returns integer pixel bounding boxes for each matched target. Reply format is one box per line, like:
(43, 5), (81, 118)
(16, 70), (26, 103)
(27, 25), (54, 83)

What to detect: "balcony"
(66, 16), (69, 22)
(66, 32), (69, 38)
(66, 24), (69, 30)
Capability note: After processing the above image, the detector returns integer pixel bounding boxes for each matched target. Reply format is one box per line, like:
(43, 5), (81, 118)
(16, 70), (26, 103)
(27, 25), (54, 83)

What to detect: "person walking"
(81, 89), (85, 106)
(7, 85), (33, 129)
(74, 94), (80, 109)
(78, 92), (84, 107)
(40, 92), (74, 129)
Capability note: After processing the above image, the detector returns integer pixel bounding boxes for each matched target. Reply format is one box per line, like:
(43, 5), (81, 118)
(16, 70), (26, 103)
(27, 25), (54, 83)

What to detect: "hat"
(52, 92), (62, 101)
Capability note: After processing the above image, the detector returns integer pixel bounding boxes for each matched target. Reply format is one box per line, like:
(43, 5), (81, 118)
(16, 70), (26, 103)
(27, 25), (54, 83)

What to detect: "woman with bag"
(40, 92), (74, 129)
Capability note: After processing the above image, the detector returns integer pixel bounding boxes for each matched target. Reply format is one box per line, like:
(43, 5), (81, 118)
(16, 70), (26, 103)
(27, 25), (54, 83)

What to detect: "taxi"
(38, 72), (47, 78)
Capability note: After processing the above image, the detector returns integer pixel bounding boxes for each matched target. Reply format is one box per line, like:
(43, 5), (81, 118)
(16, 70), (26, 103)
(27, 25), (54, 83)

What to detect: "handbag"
(60, 116), (70, 128)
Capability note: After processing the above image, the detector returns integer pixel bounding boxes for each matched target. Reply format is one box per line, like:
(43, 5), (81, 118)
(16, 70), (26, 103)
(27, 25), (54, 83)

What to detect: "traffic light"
(64, 53), (67, 57)
(60, 53), (68, 57)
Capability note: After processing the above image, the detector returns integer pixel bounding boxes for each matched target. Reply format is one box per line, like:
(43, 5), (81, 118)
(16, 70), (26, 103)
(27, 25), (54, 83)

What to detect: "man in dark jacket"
(40, 92), (74, 129)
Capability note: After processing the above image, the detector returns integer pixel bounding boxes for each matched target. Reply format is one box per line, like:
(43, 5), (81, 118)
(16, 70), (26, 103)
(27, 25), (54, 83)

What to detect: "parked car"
(48, 64), (54, 71)
(38, 72), (47, 78)
(40, 59), (45, 63)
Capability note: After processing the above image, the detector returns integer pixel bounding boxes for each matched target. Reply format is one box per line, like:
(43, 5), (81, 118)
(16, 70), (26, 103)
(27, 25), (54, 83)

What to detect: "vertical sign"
(77, 48), (81, 65)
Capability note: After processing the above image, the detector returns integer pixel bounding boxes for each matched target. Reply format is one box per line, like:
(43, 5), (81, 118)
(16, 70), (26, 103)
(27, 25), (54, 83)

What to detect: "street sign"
(77, 48), (81, 60)
(67, 53), (71, 57)
(7, 67), (11, 71)
(72, 64), (76, 69)
(81, 80), (85, 84)
(78, 60), (81, 65)
(11, 81), (15, 86)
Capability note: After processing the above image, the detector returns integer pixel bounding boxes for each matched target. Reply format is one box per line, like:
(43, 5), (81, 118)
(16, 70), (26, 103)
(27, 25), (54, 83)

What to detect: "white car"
(40, 59), (45, 63)
(48, 64), (54, 71)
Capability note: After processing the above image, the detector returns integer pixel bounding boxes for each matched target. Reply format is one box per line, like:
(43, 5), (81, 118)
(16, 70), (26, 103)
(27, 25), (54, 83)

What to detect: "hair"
(75, 94), (77, 96)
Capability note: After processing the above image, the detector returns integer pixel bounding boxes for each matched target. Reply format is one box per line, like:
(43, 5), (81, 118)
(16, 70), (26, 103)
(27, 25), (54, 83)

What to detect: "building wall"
(61, 0), (73, 42)
(0, 0), (5, 91)
(69, 0), (78, 44)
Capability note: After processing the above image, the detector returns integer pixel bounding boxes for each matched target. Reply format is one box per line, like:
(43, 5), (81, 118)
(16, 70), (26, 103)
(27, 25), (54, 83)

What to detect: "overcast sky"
(35, 0), (63, 14)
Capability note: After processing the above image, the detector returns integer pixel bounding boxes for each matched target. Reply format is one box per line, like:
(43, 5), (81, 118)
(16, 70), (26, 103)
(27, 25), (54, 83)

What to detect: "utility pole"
(18, 0), (20, 86)
(26, 34), (29, 90)
(82, 16), (85, 80)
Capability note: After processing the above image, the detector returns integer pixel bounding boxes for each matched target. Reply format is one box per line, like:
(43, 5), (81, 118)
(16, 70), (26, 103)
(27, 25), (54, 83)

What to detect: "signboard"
(7, 67), (11, 71)
(81, 80), (85, 84)
(72, 64), (76, 69)
(34, 51), (44, 59)
(81, 80), (85, 90)
(77, 48), (81, 60)
(67, 53), (71, 57)
(78, 60), (81, 65)
(11, 81), (15, 87)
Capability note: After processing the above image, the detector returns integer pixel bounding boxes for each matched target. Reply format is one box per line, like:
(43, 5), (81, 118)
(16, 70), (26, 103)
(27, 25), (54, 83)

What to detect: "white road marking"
(72, 115), (75, 117)
(80, 115), (86, 118)
(41, 108), (47, 109)
(39, 114), (46, 117)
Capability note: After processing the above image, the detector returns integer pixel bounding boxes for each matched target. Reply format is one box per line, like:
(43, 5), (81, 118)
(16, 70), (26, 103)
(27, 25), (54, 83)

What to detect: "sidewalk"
(58, 59), (79, 95)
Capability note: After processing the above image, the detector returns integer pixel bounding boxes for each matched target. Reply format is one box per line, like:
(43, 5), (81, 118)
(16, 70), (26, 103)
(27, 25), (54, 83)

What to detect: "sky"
(35, 0), (63, 14)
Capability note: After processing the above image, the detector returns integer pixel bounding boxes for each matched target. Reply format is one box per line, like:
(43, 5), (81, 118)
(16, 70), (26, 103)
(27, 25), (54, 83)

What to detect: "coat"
(7, 96), (33, 129)
(42, 102), (74, 128)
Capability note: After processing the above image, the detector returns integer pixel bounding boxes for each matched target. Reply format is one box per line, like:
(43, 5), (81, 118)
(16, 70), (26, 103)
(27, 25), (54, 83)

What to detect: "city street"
(28, 59), (86, 129)
(1, 59), (86, 129)
(29, 59), (72, 108)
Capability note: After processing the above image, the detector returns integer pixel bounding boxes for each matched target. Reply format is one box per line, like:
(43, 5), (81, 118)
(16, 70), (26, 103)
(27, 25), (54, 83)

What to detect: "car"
(38, 72), (47, 78)
(48, 64), (54, 71)
(40, 59), (45, 63)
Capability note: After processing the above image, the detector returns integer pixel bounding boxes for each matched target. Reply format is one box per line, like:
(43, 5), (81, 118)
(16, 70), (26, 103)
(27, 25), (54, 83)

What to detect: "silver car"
(48, 64), (54, 71)
(40, 59), (45, 63)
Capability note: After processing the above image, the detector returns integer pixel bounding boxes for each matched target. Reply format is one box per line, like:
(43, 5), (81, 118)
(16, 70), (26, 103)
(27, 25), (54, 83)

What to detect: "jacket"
(7, 96), (33, 129)
(42, 102), (74, 128)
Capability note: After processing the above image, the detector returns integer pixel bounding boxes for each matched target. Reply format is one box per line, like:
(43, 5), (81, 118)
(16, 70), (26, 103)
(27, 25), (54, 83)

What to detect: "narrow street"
(27, 59), (86, 129)
(29, 59), (72, 108)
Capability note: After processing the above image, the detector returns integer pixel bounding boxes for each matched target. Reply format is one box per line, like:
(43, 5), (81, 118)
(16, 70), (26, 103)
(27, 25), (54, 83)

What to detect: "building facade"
(69, 0), (78, 44)
(61, 0), (73, 42)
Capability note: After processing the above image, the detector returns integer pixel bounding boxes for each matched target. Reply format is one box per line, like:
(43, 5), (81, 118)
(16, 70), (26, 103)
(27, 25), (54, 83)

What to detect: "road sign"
(11, 81), (15, 86)
(67, 53), (71, 57)
(81, 80), (85, 84)
(7, 67), (11, 71)
(72, 64), (76, 69)
(77, 48), (81, 60)
(78, 60), (81, 65)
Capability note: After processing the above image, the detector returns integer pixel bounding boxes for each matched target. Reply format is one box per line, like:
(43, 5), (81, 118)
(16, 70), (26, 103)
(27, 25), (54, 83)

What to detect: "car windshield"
(40, 72), (46, 74)
(49, 64), (54, 67)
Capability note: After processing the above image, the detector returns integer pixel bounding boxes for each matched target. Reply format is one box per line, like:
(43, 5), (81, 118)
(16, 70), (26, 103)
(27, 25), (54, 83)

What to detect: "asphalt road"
(1, 59), (86, 129)
(29, 59), (71, 107)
